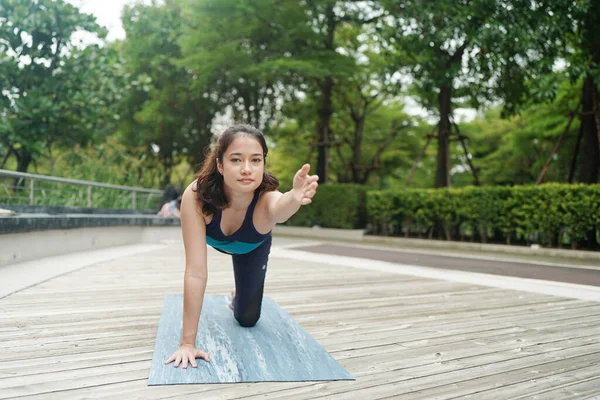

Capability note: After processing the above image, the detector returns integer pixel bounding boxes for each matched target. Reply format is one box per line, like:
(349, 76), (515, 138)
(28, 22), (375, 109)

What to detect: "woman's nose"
(241, 161), (251, 173)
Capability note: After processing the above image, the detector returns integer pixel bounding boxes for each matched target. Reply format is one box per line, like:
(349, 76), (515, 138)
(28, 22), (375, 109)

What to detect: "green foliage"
(378, 0), (577, 187)
(178, 0), (324, 130)
(0, 0), (113, 172)
(366, 184), (600, 248)
(119, 1), (216, 184)
(267, 121), (313, 186)
(2, 0), (598, 222)
(556, 1), (600, 87)
(381, 0), (564, 111)
(2, 137), (162, 209)
(455, 79), (584, 186)
(285, 184), (367, 229)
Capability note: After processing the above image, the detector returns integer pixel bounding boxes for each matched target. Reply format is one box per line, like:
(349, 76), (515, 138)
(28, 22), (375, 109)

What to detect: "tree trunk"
(315, 5), (336, 184)
(577, 76), (599, 184)
(578, 4), (600, 185)
(0, 146), (14, 169)
(444, 224), (452, 241)
(568, 122), (584, 183)
(159, 131), (174, 188)
(15, 150), (31, 173)
(405, 134), (433, 188)
(351, 117), (366, 183)
(12, 150), (32, 191)
(436, 84), (452, 188)
(316, 77), (333, 184)
(161, 154), (174, 188)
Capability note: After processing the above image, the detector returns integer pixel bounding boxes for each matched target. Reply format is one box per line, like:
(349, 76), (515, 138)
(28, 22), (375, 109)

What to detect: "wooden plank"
(136, 341), (600, 400)
(240, 348), (600, 400)
(471, 364), (600, 399)
(0, 338), (156, 363)
(336, 328), (600, 373)
(3, 300), (596, 356)
(289, 302), (596, 332)
(1, 298), (595, 347)
(374, 353), (600, 400)
(511, 376), (600, 399)
(0, 326), (159, 350)
(1, 243), (599, 399)
(0, 370), (150, 400)
(0, 362), (151, 398)
(0, 347), (153, 378)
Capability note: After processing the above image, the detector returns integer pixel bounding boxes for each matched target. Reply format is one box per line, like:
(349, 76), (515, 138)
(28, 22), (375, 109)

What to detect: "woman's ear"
(216, 159), (223, 175)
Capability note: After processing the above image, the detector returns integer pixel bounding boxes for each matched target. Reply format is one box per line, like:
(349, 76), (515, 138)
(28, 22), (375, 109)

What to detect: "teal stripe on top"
(206, 237), (265, 255)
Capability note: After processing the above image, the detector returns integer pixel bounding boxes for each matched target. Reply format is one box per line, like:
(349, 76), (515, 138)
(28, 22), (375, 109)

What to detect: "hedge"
(285, 182), (600, 249)
(366, 183), (600, 248)
(285, 184), (366, 229)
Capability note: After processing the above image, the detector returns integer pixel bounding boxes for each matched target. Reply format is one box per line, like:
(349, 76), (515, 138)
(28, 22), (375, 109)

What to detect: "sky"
(65, 0), (143, 42)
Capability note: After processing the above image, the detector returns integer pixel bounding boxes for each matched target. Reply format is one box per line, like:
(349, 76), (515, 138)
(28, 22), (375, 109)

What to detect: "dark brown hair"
(194, 124), (279, 216)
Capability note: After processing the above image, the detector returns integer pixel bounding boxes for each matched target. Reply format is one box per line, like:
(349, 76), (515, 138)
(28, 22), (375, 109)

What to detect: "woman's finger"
(182, 355), (189, 369)
(197, 350), (211, 362)
(190, 355), (198, 368)
(164, 354), (175, 365)
(174, 355), (182, 368)
(298, 164), (310, 177)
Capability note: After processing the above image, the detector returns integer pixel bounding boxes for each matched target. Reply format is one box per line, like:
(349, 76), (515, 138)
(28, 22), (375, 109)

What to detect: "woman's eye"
(231, 158), (240, 162)
(252, 158), (262, 163)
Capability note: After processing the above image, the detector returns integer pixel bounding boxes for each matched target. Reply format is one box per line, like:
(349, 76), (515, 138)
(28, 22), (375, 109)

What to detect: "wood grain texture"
(0, 242), (599, 399)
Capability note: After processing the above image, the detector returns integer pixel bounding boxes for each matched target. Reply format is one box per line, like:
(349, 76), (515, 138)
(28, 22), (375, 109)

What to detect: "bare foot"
(228, 288), (236, 310)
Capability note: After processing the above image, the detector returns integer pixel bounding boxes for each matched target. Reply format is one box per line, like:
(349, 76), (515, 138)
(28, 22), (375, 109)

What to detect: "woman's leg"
(231, 236), (272, 327)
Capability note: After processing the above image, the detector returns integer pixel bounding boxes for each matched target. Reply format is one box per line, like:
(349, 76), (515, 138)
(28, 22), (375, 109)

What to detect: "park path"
(0, 237), (599, 399)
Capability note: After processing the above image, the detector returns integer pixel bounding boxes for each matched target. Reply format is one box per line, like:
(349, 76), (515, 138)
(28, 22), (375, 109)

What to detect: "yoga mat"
(148, 295), (355, 385)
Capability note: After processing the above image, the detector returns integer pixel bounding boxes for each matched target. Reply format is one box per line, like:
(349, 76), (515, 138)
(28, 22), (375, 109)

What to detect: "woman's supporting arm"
(179, 183), (209, 346)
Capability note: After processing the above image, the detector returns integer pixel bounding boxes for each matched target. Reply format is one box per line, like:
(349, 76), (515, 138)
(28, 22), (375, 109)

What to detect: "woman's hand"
(164, 344), (210, 368)
(292, 164), (319, 205)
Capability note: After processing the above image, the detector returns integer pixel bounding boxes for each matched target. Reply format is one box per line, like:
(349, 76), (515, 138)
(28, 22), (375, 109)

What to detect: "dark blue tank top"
(205, 190), (271, 255)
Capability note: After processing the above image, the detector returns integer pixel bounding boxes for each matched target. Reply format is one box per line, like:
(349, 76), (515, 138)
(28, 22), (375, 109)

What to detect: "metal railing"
(0, 169), (163, 209)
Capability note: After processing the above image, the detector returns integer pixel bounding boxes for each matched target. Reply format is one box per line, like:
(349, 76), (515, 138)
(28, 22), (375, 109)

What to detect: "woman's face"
(217, 135), (264, 194)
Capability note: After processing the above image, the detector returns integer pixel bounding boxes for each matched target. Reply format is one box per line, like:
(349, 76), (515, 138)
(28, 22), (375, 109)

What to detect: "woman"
(164, 124), (319, 369)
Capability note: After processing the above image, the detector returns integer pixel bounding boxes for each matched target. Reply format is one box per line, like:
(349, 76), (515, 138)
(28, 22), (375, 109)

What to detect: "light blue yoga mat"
(148, 295), (355, 384)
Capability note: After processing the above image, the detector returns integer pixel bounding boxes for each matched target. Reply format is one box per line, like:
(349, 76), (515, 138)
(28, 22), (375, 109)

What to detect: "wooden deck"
(1, 238), (600, 399)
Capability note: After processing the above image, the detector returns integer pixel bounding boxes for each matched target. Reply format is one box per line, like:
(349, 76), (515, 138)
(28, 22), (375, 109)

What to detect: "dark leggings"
(231, 235), (272, 327)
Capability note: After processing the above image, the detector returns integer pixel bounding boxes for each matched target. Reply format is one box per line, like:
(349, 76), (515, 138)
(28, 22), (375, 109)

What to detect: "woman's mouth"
(239, 179), (254, 184)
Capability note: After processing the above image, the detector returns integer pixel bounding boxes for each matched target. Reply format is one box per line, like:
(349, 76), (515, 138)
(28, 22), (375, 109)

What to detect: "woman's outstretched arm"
(267, 163), (319, 224)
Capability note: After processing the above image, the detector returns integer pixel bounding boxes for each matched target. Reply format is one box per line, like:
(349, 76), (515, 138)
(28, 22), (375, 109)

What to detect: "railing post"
(0, 169), (162, 209)
(29, 179), (34, 205)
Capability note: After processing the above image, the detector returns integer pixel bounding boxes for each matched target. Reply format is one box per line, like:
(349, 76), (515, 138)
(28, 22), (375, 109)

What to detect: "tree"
(329, 24), (412, 184)
(566, 1), (600, 184)
(119, 0), (218, 186)
(178, 0), (311, 129)
(301, 0), (385, 183)
(381, 0), (567, 187)
(0, 0), (108, 175)
(457, 79), (581, 186)
(497, 1), (600, 185)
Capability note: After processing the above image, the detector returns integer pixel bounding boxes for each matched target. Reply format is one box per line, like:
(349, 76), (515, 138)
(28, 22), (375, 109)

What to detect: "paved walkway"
(0, 236), (599, 399)
(295, 243), (600, 286)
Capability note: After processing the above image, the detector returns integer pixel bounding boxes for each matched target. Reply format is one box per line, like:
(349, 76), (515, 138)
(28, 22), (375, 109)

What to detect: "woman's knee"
(236, 312), (261, 327)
